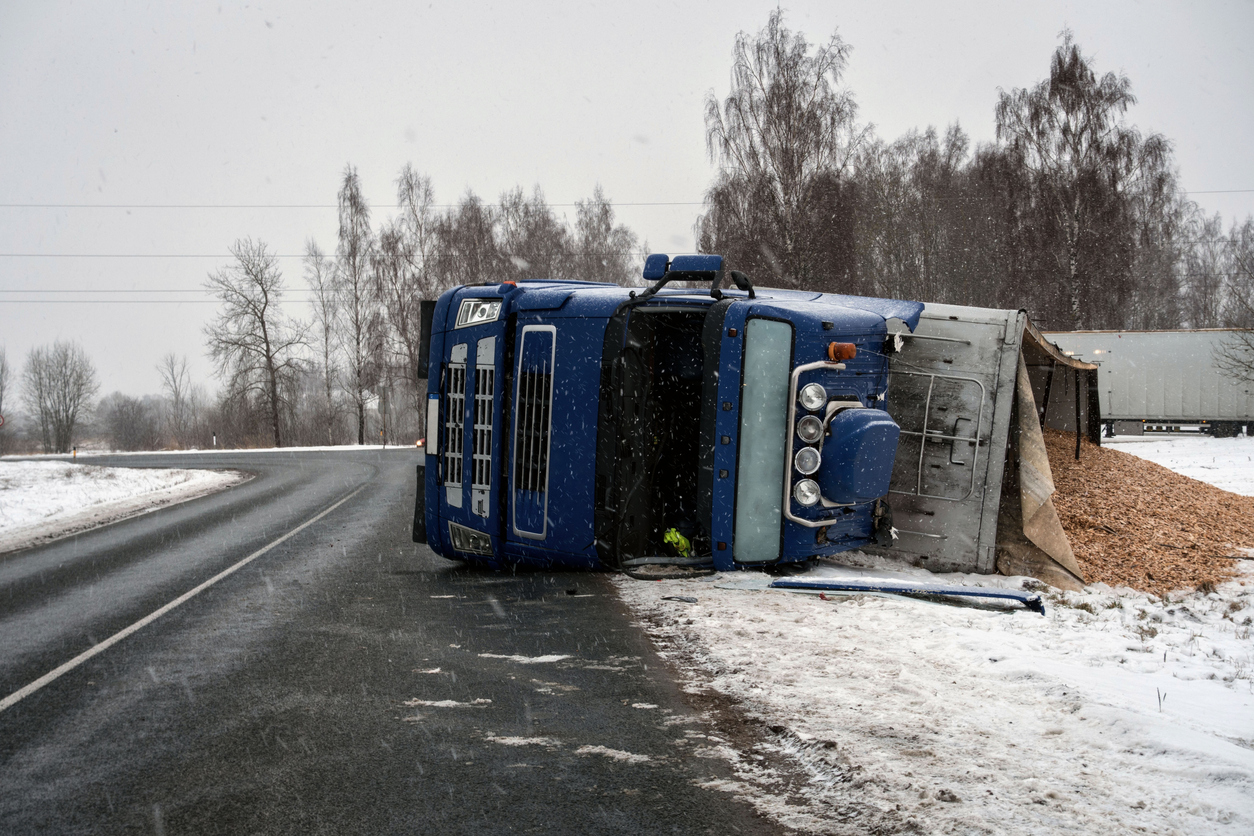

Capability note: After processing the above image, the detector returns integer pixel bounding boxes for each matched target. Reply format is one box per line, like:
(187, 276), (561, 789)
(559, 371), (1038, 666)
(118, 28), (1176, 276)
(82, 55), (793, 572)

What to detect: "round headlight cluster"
(793, 479), (821, 507)
(799, 382), (827, 411)
(796, 415), (824, 444)
(794, 446), (821, 475)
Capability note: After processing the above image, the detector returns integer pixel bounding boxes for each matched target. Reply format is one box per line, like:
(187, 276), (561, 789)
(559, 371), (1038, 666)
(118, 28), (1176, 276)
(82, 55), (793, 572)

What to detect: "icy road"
(0, 450), (775, 834)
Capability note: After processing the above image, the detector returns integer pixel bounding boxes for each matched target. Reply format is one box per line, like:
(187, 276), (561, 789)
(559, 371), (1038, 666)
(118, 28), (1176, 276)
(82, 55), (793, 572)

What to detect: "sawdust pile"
(1046, 429), (1254, 595)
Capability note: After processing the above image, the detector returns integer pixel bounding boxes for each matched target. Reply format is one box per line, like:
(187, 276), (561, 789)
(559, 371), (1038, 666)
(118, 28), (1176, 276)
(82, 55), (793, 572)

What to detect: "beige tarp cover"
(994, 354), (1086, 590)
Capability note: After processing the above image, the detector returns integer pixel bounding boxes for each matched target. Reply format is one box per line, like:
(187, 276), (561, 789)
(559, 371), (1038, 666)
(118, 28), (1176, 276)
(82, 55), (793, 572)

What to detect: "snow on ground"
(1104, 434), (1254, 496)
(0, 460), (248, 553)
(609, 433), (1254, 833)
(618, 562), (1254, 834)
(1, 442), (415, 460)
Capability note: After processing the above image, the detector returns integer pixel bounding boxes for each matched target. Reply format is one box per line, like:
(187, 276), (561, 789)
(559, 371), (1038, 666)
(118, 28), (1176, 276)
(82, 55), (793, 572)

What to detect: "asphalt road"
(0, 449), (780, 835)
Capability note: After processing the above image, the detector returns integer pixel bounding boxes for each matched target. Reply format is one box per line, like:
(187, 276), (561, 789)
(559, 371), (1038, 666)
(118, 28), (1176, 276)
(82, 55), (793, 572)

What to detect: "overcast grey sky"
(2, 0), (1252, 399)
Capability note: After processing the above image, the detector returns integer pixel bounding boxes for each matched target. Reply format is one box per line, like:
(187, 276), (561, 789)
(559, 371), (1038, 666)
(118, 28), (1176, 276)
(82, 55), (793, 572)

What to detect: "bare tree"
(335, 164), (383, 445)
(373, 222), (408, 445)
(498, 185), (573, 281)
(0, 346), (10, 454)
(570, 185), (639, 285)
(1214, 217), (1254, 384)
(156, 353), (193, 448)
(98, 392), (163, 451)
(995, 30), (1172, 328)
(304, 239), (342, 444)
(434, 191), (507, 288)
(21, 340), (100, 454)
(1182, 211), (1229, 328)
(204, 238), (306, 448)
(395, 164), (443, 299)
(700, 9), (866, 287)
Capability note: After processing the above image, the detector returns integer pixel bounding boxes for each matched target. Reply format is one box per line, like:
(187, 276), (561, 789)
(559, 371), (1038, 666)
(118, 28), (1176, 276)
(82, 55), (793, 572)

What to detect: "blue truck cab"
(413, 254), (924, 572)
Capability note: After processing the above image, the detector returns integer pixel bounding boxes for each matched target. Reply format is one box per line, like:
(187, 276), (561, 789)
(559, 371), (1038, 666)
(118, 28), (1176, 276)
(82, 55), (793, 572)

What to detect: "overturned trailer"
(869, 304), (1098, 590)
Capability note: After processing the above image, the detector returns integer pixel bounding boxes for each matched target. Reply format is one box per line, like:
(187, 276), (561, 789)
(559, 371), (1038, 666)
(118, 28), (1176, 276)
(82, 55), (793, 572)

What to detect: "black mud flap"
(874, 499), (895, 547)
(412, 464), (427, 544)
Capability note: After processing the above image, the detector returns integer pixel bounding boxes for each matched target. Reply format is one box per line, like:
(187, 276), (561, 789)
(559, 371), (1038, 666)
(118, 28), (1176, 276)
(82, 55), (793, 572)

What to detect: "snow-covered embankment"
(614, 435), (1254, 833)
(0, 460), (248, 553)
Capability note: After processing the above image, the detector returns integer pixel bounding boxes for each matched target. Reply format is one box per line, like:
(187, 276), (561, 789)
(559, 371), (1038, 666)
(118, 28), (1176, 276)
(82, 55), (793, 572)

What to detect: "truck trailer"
(1045, 329), (1254, 437)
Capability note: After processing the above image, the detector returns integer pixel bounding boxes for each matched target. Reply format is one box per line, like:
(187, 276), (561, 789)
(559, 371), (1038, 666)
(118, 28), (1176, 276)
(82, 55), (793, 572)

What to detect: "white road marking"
(0, 484), (367, 713)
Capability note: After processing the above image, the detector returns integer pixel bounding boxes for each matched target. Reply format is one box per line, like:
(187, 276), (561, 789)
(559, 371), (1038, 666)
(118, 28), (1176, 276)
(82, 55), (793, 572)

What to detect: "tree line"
(201, 170), (642, 449)
(3, 13), (1252, 455)
(699, 13), (1254, 357)
(0, 178), (641, 454)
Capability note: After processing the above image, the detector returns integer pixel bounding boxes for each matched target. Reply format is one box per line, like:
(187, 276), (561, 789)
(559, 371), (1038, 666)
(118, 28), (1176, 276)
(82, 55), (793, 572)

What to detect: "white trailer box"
(1045, 329), (1254, 436)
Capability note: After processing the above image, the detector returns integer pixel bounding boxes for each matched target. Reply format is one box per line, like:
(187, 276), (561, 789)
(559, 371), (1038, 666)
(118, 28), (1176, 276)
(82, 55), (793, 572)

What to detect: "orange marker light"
(828, 342), (857, 362)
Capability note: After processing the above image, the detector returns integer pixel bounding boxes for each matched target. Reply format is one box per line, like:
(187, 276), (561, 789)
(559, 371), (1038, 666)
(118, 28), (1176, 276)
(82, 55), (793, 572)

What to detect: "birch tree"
(570, 186), (638, 285)
(335, 165), (383, 445)
(1214, 218), (1254, 384)
(304, 239), (342, 444)
(699, 10), (866, 287)
(995, 31), (1171, 329)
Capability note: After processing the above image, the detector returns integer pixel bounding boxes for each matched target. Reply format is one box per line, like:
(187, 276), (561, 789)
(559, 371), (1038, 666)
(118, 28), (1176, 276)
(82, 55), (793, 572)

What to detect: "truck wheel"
(1212, 421), (1240, 438)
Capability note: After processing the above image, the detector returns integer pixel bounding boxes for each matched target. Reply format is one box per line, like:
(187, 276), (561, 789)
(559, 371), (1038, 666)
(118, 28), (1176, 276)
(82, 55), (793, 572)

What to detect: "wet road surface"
(0, 449), (779, 834)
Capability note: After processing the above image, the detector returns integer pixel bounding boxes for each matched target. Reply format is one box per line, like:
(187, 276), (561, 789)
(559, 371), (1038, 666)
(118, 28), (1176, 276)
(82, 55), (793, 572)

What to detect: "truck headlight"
(794, 446), (821, 475)
(455, 298), (502, 329)
(799, 382), (827, 411)
(796, 415), (823, 443)
(448, 522), (494, 555)
(793, 479), (821, 507)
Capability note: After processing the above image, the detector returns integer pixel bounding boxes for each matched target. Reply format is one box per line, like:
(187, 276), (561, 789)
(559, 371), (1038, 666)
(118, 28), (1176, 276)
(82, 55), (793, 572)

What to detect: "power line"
(0, 191), (1251, 209)
(2, 191), (1253, 211)
(0, 289), (212, 293)
(0, 201), (706, 209)
(0, 300), (221, 304)
(0, 251), (676, 258)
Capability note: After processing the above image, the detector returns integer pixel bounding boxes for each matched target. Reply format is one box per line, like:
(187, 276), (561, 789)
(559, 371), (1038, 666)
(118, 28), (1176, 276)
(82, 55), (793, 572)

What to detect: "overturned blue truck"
(413, 254), (1099, 590)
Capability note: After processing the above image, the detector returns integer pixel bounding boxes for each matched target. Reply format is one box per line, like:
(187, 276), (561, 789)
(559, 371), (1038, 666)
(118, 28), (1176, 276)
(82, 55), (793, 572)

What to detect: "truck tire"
(1211, 421), (1241, 438)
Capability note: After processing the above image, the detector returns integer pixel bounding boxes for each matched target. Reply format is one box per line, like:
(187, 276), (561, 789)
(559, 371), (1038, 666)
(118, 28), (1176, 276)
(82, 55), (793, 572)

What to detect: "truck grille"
(444, 363), (466, 488)
(512, 326), (556, 539)
(471, 365), (495, 516)
(513, 367), (552, 491)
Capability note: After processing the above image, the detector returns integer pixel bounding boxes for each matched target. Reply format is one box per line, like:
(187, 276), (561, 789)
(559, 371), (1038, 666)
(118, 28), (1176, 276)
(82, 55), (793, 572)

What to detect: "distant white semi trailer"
(1045, 329), (1254, 437)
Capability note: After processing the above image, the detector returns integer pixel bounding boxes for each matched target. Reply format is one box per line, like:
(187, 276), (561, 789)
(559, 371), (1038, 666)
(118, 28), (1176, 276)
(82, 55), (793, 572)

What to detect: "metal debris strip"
(768, 578), (1046, 615)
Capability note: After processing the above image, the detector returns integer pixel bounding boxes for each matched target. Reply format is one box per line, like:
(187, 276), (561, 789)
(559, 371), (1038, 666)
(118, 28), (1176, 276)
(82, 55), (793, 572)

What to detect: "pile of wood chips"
(1046, 428), (1254, 596)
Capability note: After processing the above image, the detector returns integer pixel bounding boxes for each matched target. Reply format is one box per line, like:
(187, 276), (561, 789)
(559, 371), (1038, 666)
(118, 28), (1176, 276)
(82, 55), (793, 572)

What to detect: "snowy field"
(1105, 434), (1254, 496)
(618, 566), (1254, 834)
(615, 435), (1254, 834)
(1, 442), (405, 461)
(0, 460), (247, 553)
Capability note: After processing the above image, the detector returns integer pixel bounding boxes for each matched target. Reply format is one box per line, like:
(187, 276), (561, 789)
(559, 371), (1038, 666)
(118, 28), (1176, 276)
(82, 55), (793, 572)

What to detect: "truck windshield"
(595, 306), (709, 567)
(733, 318), (792, 563)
